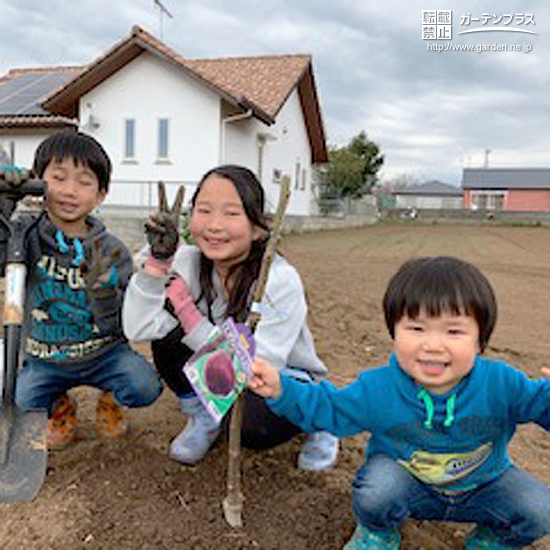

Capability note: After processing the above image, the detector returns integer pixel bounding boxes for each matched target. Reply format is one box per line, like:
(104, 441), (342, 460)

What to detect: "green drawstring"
(443, 393), (456, 428)
(417, 389), (434, 430)
(55, 230), (85, 266)
(417, 389), (457, 429)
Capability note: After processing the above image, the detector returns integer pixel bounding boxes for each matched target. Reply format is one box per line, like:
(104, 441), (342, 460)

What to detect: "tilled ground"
(0, 222), (549, 549)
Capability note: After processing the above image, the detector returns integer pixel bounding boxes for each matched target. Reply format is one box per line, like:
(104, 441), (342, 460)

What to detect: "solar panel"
(0, 71), (77, 116)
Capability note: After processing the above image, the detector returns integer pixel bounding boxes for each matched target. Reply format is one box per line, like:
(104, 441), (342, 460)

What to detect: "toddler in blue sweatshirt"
(250, 256), (550, 549)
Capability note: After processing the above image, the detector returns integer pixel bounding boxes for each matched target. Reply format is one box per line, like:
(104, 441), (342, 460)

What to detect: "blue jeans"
(352, 454), (550, 546)
(16, 343), (163, 414)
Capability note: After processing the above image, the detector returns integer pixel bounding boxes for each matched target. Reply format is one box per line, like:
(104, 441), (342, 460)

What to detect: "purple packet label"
(183, 317), (255, 422)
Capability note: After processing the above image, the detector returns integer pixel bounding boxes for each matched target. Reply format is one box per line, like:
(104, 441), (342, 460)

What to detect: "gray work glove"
(144, 181), (185, 259)
(0, 166), (32, 220)
(80, 238), (122, 299)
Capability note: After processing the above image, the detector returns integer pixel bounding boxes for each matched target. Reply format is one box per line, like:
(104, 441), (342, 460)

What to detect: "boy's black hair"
(32, 130), (112, 192)
(383, 256), (497, 352)
(191, 164), (270, 322)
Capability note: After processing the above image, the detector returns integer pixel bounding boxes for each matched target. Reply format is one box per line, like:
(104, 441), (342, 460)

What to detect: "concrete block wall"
(97, 205), (379, 252)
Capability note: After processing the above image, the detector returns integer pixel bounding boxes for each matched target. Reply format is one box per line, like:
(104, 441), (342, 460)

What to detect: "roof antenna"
(153, 0), (173, 38)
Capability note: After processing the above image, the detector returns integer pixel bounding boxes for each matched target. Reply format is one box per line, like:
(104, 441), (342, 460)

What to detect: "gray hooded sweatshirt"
(0, 212), (132, 365)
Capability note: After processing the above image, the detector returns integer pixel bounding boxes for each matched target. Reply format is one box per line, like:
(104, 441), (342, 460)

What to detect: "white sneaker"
(298, 431), (339, 471)
(169, 396), (221, 465)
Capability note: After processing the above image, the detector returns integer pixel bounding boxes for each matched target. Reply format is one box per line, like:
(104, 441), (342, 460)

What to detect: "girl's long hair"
(191, 165), (271, 322)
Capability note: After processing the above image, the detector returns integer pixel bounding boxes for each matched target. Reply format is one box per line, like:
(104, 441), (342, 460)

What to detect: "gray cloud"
(1, 0), (548, 185)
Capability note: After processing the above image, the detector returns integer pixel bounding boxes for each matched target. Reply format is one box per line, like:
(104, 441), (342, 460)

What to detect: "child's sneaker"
(343, 524), (401, 549)
(298, 431), (339, 471)
(47, 393), (77, 450)
(465, 525), (514, 549)
(95, 392), (128, 438)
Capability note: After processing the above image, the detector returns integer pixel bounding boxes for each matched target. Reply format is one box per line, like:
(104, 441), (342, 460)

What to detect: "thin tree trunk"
(222, 176), (291, 527)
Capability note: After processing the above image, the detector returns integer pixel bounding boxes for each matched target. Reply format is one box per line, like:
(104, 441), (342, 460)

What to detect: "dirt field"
(1, 221), (550, 549)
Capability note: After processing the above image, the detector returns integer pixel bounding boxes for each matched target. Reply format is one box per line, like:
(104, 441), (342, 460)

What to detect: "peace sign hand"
(145, 181), (185, 260)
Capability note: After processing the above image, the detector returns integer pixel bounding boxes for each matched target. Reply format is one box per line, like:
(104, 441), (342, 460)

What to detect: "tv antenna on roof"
(153, 0), (173, 38)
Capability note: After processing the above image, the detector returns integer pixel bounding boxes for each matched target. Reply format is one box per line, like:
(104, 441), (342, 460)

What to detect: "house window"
(301, 167), (307, 191)
(157, 118), (169, 160)
(294, 160), (301, 190)
(124, 119), (136, 160)
(471, 191), (505, 211)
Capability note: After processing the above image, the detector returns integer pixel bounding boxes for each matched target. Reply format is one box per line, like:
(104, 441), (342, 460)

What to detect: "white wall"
(0, 128), (55, 169)
(261, 90), (313, 216)
(396, 195), (463, 209)
(197, 89), (315, 216)
(81, 53), (221, 208)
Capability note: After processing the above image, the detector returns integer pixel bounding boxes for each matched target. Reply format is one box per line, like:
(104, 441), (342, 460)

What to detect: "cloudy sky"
(1, 0), (548, 185)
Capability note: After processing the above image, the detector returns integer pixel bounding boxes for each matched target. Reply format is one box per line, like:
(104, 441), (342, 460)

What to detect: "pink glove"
(165, 276), (203, 333)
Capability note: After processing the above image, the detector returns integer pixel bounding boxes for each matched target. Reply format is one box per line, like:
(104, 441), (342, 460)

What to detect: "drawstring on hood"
(417, 388), (457, 430)
(443, 393), (457, 428)
(55, 229), (85, 267)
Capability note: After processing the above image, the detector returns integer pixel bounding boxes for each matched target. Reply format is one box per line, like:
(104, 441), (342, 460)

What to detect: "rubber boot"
(169, 395), (221, 465)
(298, 431), (339, 471)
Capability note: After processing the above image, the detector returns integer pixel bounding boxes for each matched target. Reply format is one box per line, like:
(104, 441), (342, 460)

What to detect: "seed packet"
(183, 318), (255, 423)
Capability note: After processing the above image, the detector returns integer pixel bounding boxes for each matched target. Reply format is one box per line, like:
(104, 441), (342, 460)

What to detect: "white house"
(0, 26), (328, 216)
(393, 180), (463, 210)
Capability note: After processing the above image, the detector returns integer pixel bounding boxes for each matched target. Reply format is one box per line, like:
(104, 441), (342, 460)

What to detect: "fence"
(381, 207), (550, 225)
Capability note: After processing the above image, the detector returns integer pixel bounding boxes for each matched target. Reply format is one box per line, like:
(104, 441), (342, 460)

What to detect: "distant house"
(462, 168), (550, 212)
(392, 180), (463, 210)
(0, 26), (328, 216)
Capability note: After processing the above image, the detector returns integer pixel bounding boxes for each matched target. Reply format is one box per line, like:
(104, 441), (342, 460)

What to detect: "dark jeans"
(151, 326), (301, 449)
(352, 455), (550, 546)
(16, 342), (162, 414)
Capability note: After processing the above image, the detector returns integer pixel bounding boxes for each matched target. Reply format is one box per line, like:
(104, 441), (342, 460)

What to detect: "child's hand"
(0, 166), (32, 220)
(81, 238), (122, 297)
(248, 358), (282, 399)
(0, 166), (32, 186)
(145, 181), (185, 260)
(541, 367), (550, 378)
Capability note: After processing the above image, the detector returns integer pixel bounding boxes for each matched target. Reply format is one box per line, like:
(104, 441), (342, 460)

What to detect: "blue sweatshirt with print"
(268, 354), (550, 491)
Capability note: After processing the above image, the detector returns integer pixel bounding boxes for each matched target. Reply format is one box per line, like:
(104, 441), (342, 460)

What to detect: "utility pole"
(483, 148), (491, 168)
(153, 0), (173, 38)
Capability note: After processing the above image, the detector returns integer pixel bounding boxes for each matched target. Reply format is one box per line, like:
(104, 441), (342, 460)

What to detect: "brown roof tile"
(183, 55), (311, 120)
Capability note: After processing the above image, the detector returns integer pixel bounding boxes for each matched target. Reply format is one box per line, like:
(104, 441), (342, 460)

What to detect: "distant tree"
(348, 131), (385, 192)
(372, 173), (420, 209)
(320, 131), (384, 202)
